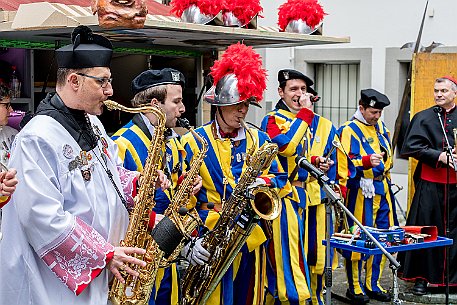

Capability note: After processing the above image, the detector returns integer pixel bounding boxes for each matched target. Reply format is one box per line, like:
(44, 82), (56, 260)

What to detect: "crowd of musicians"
(0, 25), (456, 305)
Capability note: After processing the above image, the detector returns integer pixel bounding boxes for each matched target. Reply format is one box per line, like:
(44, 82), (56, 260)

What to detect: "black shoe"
(346, 289), (370, 305)
(412, 279), (427, 296)
(365, 288), (391, 302)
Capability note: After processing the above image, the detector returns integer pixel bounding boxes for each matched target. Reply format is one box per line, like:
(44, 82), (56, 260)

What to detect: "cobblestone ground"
(328, 255), (457, 305)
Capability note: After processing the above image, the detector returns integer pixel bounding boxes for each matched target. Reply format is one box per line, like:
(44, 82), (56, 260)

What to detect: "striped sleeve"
(262, 108), (314, 157)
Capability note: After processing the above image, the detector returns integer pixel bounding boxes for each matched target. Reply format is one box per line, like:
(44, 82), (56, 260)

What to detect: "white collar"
(139, 113), (179, 140)
(214, 119), (246, 141)
(353, 109), (370, 125)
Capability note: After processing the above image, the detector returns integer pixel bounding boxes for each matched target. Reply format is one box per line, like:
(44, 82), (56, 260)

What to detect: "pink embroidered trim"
(40, 217), (114, 295)
(117, 166), (138, 211)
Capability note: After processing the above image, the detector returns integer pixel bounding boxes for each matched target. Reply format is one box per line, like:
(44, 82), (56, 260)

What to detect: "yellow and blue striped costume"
(112, 114), (184, 305)
(261, 102), (314, 305)
(337, 117), (398, 296)
(306, 114), (338, 305)
(181, 121), (290, 305)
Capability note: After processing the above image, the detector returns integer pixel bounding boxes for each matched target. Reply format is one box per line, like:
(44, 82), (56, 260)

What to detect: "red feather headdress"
(278, 0), (326, 32)
(170, 0), (223, 18)
(211, 43), (267, 103)
(223, 0), (263, 27)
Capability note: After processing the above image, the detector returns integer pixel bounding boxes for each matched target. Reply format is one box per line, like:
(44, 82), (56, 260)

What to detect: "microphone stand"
(317, 178), (401, 305)
(435, 109), (456, 305)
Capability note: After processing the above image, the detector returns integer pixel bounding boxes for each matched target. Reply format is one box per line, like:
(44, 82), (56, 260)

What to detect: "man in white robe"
(0, 26), (168, 305)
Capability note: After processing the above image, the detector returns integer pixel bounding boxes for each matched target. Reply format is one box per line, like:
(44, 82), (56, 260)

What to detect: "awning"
(0, 2), (350, 56)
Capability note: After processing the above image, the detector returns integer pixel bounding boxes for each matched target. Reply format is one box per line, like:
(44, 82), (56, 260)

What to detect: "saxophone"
(154, 118), (208, 266)
(104, 100), (165, 305)
(181, 120), (281, 305)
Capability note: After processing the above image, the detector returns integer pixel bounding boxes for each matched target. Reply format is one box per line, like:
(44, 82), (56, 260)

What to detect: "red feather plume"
(170, 0), (223, 18)
(211, 43), (267, 103)
(223, 0), (263, 27)
(278, 0), (326, 32)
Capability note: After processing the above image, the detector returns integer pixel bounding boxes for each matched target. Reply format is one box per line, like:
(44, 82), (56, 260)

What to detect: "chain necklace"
(83, 114), (129, 208)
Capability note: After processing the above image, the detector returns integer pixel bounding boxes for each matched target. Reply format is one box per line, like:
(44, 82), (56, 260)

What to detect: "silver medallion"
(62, 144), (73, 159)
(68, 159), (79, 171)
(81, 168), (91, 181)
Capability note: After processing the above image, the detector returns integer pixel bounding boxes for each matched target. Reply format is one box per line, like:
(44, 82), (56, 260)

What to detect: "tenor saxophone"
(104, 100), (165, 305)
(154, 118), (207, 266)
(180, 120), (281, 305)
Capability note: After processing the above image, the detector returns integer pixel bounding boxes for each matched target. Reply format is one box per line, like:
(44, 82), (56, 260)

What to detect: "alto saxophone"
(181, 119), (281, 305)
(155, 118), (207, 266)
(104, 100), (165, 305)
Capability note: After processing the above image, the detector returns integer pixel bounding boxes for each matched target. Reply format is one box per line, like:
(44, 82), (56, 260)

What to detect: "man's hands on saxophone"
(108, 169), (171, 284)
(108, 247), (147, 284)
(191, 174), (203, 195)
(181, 237), (211, 266)
(178, 172), (203, 196)
(180, 177), (271, 267)
(155, 169), (171, 190)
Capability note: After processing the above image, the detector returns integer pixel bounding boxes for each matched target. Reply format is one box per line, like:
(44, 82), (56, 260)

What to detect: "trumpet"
(324, 140), (341, 163)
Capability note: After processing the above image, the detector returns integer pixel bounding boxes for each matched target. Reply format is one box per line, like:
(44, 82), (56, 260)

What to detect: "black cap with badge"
(278, 69), (314, 89)
(56, 25), (113, 69)
(132, 68), (186, 95)
(360, 89), (390, 109)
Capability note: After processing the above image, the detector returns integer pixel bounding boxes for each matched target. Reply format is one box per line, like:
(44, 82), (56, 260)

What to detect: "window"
(313, 63), (360, 127)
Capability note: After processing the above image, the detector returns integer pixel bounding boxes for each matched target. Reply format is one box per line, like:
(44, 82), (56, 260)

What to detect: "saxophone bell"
(241, 119), (281, 221)
(249, 185), (281, 221)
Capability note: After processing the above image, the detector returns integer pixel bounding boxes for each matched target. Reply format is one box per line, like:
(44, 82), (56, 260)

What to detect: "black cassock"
(398, 105), (457, 285)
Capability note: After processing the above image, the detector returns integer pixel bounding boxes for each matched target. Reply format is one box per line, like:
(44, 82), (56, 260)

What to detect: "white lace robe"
(0, 115), (135, 305)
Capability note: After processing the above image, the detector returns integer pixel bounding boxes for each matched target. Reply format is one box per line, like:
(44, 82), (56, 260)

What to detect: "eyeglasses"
(0, 102), (11, 109)
(76, 73), (113, 88)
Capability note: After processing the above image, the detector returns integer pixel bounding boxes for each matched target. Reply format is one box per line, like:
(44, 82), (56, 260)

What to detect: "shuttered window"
(313, 63), (360, 127)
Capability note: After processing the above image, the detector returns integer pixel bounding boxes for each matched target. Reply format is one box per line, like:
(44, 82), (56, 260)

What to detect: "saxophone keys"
(202, 265), (211, 278)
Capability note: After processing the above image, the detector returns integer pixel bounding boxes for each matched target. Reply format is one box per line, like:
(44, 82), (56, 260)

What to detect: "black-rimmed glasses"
(76, 73), (113, 88)
(0, 102), (11, 109)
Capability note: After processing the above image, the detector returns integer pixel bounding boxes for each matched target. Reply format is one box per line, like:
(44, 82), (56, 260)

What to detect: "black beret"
(132, 68), (186, 95)
(56, 26), (112, 69)
(278, 69), (314, 88)
(360, 89), (390, 109)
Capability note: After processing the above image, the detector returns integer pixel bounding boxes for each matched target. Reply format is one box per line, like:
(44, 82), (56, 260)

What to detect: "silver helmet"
(285, 18), (321, 35)
(181, 4), (219, 24)
(204, 73), (260, 108)
(222, 11), (257, 27)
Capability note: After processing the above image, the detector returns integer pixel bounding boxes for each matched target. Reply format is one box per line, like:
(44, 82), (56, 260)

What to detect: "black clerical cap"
(132, 68), (186, 95)
(56, 26), (113, 69)
(278, 69), (314, 89)
(360, 89), (390, 109)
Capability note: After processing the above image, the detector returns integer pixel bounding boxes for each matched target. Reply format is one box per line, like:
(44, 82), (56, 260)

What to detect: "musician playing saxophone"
(112, 68), (202, 305)
(181, 43), (290, 305)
